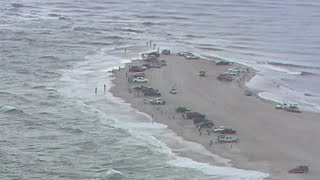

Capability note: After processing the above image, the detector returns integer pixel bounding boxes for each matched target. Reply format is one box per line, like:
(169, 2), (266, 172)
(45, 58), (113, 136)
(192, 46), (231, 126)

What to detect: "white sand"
(110, 55), (320, 180)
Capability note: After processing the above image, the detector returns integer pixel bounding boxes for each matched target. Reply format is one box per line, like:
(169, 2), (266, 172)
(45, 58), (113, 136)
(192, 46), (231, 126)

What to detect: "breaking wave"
(117, 28), (144, 33)
(268, 61), (320, 70)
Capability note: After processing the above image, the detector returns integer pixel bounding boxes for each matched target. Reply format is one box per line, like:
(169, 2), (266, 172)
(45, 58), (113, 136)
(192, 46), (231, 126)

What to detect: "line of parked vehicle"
(128, 51), (171, 106)
(175, 107), (239, 144)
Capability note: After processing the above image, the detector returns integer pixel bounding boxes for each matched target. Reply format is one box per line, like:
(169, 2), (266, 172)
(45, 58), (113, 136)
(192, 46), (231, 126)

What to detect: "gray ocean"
(0, 0), (319, 179)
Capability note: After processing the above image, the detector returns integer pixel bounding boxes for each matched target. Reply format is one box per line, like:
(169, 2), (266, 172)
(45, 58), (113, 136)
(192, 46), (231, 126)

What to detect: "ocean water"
(0, 0), (319, 179)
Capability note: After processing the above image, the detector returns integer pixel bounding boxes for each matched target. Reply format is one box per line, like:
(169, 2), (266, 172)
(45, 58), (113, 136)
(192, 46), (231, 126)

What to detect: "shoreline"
(110, 53), (320, 180)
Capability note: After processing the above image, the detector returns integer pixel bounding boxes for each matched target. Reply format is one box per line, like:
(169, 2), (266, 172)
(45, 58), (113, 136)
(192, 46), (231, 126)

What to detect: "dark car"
(288, 166), (309, 174)
(196, 120), (214, 129)
(219, 128), (237, 134)
(176, 107), (190, 113)
(183, 112), (205, 119)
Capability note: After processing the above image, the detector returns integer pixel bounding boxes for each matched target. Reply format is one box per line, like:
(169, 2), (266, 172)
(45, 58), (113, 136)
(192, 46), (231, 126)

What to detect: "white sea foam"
(168, 157), (268, 180)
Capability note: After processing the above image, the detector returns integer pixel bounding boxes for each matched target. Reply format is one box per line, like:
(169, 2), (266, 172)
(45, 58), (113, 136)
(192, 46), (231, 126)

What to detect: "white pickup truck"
(149, 98), (166, 105)
(213, 126), (227, 133)
(132, 77), (148, 83)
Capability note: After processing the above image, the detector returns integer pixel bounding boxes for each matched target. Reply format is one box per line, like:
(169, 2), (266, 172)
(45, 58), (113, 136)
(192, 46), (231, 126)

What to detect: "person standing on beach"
(95, 87), (97, 95)
(104, 84), (106, 94)
(151, 114), (154, 123)
(124, 48), (126, 54)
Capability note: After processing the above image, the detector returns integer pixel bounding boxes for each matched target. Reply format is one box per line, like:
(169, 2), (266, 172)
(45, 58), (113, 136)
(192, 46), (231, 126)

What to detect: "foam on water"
(168, 157), (268, 180)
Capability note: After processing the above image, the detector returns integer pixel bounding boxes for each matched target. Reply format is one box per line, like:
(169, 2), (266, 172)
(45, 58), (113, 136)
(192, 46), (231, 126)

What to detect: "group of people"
(95, 84), (107, 95)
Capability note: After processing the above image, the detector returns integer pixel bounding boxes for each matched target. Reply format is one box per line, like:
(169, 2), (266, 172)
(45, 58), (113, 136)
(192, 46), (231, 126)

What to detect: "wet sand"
(110, 54), (320, 180)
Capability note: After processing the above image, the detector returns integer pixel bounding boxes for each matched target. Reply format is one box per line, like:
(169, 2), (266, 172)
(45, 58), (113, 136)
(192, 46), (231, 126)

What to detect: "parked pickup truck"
(149, 98), (166, 105)
(132, 77), (148, 83)
(218, 135), (239, 143)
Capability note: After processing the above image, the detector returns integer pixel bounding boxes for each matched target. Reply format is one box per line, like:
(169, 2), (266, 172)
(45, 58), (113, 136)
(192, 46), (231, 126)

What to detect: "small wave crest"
(263, 62), (318, 76)
(117, 28), (144, 33)
(0, 105), (24, 114)
(31, 85), (47, 89)
(104, 168), (126, 180)
(134, 15), (161, 19)
(102, 36), (124, 40)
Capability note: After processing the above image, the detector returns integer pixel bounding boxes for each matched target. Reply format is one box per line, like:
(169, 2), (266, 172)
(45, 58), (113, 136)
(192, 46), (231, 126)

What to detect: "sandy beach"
(110, 54), (320, 180)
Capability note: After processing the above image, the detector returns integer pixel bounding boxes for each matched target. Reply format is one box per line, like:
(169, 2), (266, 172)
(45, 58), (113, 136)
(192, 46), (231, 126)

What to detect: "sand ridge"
(110, 54), (319, 180)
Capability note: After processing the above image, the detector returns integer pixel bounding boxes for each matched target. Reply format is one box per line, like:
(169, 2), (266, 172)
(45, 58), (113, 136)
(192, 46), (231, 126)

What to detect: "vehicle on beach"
(177, 52), (199, 59)
(216, 60), (232, 65)
(142, 51), (160, 58)
(148, 98), (166, 105)
(199, 71), (206, 77)
(285, 106), (301, 113)
(185, 55), (199, 60)
(176, 107), (190, 113)
(133, 85), (151, 91)
(134, 86), (161, 97)
(217, 74), (233, 81)
(129, 66), (146, 72)
(245, 90), (253, 96)
(218, 128), (237, 134)
(132, 77), (148, 83)
(288, 166), (309, 174)
(150, 63), (162, 68)
(144, 90), (161, 97)
(142, 64), (151, 69)
(198, 121), (214, 129)
(170, 88), (177, 94)
(218, 135), (239, 143)
(275, 102), (301, 112)
(275, 104), (283, 109)
(133, 72), (145, 77)
(161, 49), (170, 55)
(194, 118), (214, 128)
(143, 56), (159, 63)
(183, 112), (206, 119)
(177, 52), (188, 56)
(213, 126), (227, 133)
(160, 60), (167, 66)
(224, 71), (238, 76)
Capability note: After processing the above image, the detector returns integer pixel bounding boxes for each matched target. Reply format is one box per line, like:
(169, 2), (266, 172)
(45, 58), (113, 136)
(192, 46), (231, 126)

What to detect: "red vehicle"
(217, 74), (232, 81)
